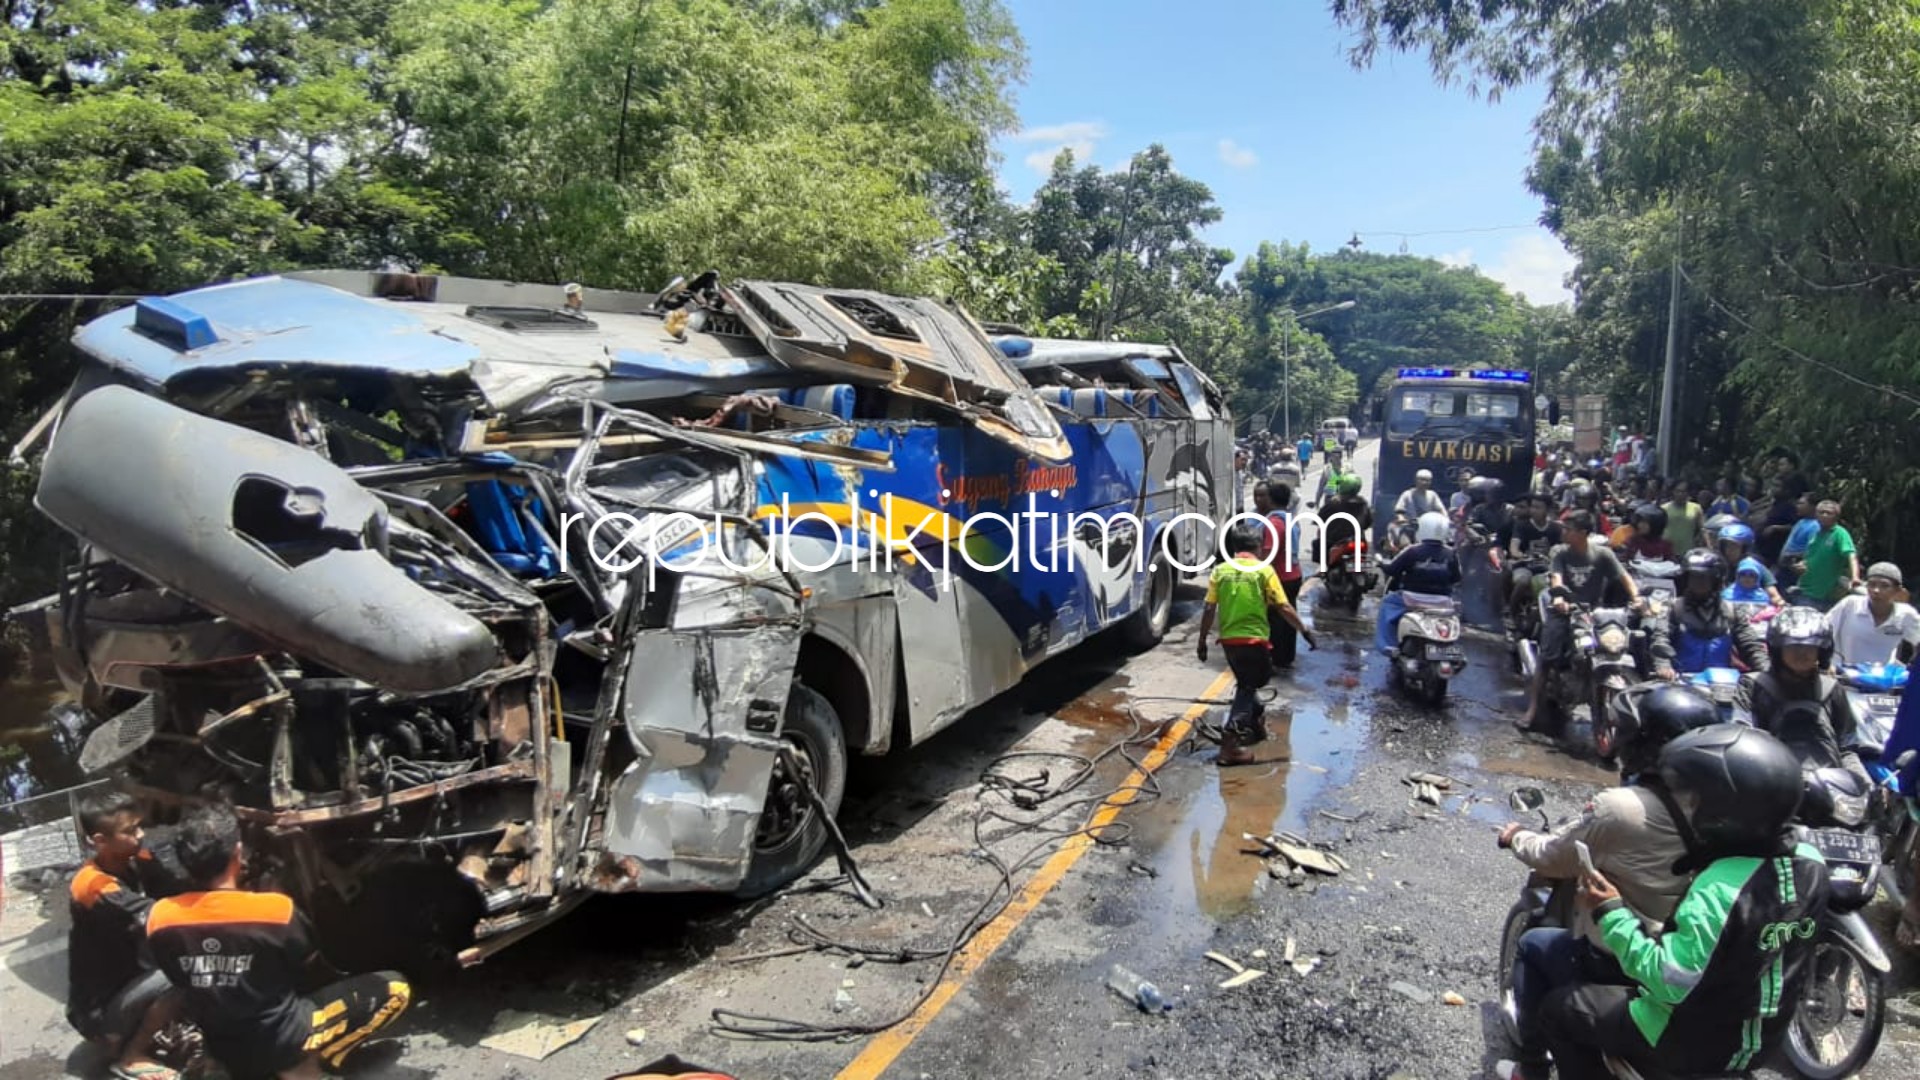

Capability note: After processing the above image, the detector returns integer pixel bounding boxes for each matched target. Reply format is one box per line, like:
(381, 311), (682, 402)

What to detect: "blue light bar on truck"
(1395, 366), (1533, 382)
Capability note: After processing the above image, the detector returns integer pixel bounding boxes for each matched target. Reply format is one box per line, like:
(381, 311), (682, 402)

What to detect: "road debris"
(1204, 951), (1247, 974)
(1388, 981), (1433, 1005)
(1282, 937), (1296, 964)
(478, 1011), (602, 1060)
(1218, 969), (1267, 989)
(1251, 948), (1269, 960)
(1290, 957), (1320, 977)
(624, 1028), (648, 1047)
(1442, 991), (1468, 1006)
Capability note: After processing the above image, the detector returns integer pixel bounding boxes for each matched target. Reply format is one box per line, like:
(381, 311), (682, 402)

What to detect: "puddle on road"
(1118, 694), (1364, 924)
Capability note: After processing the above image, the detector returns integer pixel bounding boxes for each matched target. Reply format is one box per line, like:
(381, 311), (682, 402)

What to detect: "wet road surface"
(4, 453), (1919, 1079)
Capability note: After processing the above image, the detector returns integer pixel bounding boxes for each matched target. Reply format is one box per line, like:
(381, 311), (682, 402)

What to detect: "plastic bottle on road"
(1106, 962), (1171, 1012)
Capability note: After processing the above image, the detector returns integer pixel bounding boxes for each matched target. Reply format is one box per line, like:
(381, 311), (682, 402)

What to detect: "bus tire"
(735, 683), (848, 899)
(1121, 559), (1176, 651)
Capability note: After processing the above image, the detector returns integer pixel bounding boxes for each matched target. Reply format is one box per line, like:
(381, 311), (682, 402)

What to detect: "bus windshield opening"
(1388, 387), (1525, 439)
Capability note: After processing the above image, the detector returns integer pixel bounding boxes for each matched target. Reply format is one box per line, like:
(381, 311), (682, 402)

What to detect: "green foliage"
(1333, 0), (1920, 565)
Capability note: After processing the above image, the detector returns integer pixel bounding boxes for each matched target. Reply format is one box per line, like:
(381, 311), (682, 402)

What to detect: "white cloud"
(1485, 232), (1577, 305)
(1436, 233), (1575, 305)
(1010, 120), (1108, 174)
(1217, 138), (1257, 169)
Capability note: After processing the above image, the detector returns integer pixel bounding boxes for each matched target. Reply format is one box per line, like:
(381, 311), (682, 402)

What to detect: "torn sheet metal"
(36, 385), (498, 692)
(599, 625), (800, 889)
(725, 281), (1070, 461)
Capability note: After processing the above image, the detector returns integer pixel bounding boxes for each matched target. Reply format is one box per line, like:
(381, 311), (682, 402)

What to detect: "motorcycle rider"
(1646, 549), (1771, 680)
(1493, 683), (1721, 1080)
(1448, 466), (1477, 522)
(1617, 503), (1675, 562)
(1559, 479), (1611, 536)
(1731, 606), (1872, 793)
(1714, 521), (1787, 608)
(1518, 510), (1644, 733)
(1394, 468), (1446, 519)
(1537, 724), (1828, 1080)
(1318, 475), (1373, 575)
(1824, 560), (1919, 667)
(1497, 494), (1563, 626)
(1318, 446), (1353, 504)
(1374, 511), (1461, 656)
(1267, 445), (1304, 511)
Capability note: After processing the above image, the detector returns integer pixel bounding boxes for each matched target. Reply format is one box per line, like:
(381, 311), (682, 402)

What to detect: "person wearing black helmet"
(1493, 684), (1718, 1080)
(1731, 605), (1870, 791)
(1558, 479), (1611, 536)
(1645, 548), (1770, 681)
(1537, 724), (1827, 1080)
(1619, 503), (1674, 562)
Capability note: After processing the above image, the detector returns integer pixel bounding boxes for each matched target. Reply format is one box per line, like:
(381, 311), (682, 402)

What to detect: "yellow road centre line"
(834, 667), (1236, 1080)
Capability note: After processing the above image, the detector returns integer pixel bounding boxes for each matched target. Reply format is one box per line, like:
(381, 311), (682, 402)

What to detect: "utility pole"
(1657, 247), (1682, 479)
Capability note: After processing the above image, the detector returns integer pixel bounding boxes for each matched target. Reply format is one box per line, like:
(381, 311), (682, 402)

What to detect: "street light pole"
(1279, 300), (1356, 439)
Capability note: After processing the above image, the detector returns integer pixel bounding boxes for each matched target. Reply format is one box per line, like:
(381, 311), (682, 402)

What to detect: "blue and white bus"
(19, 270), (1236, 971)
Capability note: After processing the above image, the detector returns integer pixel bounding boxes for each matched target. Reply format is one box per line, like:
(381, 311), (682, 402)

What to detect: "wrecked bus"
(7, 270), (1235, 976)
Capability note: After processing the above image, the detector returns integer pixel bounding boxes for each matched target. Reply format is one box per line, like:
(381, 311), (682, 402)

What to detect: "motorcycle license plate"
(1807, 828), (1880, 865)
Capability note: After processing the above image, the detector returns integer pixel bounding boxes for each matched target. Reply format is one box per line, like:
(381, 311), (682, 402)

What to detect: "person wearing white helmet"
(1374, 510), (1463, 656)
(1393, 468), (1446, 519)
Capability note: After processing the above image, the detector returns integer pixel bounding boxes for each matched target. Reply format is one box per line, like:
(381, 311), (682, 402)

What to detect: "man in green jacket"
(1533, 725), (1828, 1080)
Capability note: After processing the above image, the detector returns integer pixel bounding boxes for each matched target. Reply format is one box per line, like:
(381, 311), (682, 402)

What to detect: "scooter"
(1391, 591), (1468, 704)
(1319, 538), (1377, 614)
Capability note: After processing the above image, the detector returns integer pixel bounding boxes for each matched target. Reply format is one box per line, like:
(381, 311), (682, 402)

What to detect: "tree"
(1331, 0), (1920, 563)
(1025, 145), (1234, 339)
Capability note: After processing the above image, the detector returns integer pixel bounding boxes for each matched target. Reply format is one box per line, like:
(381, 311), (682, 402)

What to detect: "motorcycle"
(1685, 666), (1743, 723)
(1319, 538), (1377, 614)
(1519, 595), (1644, 758)
(1497, 786), (1567, 1046)
(1781, 762), (1892, 1080)
(1391, 591), (1468, 704)
(1507, 551), (1552, 653)
(1840, 662), (1909, 905)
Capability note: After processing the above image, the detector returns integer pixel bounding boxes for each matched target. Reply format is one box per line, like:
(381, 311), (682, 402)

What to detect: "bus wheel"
(735, 683), (848, 899)
(1122, 560), (1175, 651)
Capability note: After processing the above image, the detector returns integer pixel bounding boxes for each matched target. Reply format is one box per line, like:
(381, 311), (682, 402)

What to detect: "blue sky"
(992, 0), (1577, 305)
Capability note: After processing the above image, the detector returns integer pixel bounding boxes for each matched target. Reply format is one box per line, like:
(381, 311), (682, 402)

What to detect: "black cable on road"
(709, 703), (1193, 1043)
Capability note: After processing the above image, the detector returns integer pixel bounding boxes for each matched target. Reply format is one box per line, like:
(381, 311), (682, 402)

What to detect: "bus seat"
(1118, 390), (1162, 417)
(785, 384), (855, 420)
(1069, 388), (1108, 418)
(463, 479), (558, 578)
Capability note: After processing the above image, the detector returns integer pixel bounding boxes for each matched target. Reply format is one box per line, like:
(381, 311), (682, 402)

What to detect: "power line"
(1351, 224), (1540, 239)
(1676, 264), (1920, 411)
(0, 293), (149, 302)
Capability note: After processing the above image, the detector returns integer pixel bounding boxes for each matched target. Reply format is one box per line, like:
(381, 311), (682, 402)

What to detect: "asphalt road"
(4, 439), (1916, 1080)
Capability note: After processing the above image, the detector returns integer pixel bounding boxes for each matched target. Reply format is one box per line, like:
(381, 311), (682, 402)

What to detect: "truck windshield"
(1388, 387), (1524, 439)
